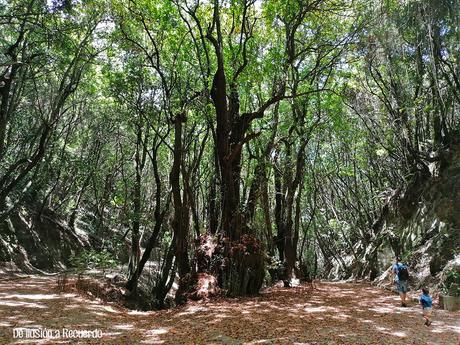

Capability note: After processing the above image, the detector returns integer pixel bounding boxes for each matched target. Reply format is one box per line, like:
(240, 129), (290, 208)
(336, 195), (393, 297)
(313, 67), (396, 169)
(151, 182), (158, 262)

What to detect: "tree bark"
(128, 121), (148, 282)
(170, 114), (191, 304)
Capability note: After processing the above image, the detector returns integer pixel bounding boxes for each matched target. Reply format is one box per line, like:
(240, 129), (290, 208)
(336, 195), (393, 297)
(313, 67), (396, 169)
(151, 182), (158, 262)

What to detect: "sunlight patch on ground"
(1, 284), (48, 290)
(113, 323), (134, 330)
(331, 290), (356, 295)
(392, 331), (407, 337)
(91, 311), (109, 317)
(141, 327), (169, 343)
(101, 331), (123, 337)
(302, 305), (339, 313)
(6, 320), (36, 326)
(146, 328), (168, 335)
(255, 309), (271, 313)
(1, 293), (60, 300)
(245, 340), (272, 344)
(84, 304), (120, 314)
(369, 306), (393, 313)
(337, 332), (357, 338)
(293, 303), (311, 309)
(332, 313), (350, 321)
(177, 305), (207, 316)
(100, 305), (119, 313)
(431, 324), (460, 334)
(127, 310), (152, 316)
(140, 339), (165, 344)
(447, 325), (460, 334)
(63, 303), (86, 310)
(375, 326), (407, 338)
(208, 305), (235, 311)
(0, 300), (47, 308)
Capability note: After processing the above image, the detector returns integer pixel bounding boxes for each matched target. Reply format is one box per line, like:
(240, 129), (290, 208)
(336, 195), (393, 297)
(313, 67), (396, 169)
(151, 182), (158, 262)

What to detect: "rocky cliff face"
(0, 206), (90, 273)
(375, 142), (460, 290)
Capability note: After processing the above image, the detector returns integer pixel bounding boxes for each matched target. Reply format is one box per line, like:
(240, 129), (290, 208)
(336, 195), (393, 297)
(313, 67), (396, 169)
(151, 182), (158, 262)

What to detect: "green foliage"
(69, 249), (118, 272)
(1, 0), (459, 288)
(441, 270), (460, 297)
(266, 256), (283, 272)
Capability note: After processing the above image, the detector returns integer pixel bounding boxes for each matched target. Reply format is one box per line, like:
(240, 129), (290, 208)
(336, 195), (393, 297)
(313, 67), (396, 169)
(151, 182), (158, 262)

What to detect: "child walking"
(419, 287), (433, 326)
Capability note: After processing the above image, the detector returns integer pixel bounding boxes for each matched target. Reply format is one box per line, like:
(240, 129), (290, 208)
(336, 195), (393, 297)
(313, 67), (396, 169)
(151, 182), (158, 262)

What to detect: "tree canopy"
(1, 0), (459, 306)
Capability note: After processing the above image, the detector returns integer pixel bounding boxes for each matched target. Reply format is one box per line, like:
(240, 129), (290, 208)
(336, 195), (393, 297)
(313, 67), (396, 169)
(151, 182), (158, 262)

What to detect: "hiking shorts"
(423, 307), (432, 317)
(397, 280), (408, 293)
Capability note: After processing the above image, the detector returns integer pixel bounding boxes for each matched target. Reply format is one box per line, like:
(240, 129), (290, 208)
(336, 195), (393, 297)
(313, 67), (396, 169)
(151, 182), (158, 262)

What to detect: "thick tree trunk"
(204, 3), (278, 295)
(209, 72), (264, 297)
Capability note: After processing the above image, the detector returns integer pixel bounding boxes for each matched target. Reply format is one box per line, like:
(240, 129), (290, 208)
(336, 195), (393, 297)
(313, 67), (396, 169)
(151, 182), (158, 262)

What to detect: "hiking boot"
(424, 320), (432, 326)
(401, 302), (408, 307)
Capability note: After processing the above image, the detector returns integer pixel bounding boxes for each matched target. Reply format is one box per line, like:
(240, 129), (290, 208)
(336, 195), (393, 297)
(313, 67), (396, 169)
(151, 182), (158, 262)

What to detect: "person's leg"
(397, 282), (404, 305)
(423, 315), (430, 325)
(401, 293), (407, 306)
(400, 281), (408, 306)
(423, 308), (432, 326)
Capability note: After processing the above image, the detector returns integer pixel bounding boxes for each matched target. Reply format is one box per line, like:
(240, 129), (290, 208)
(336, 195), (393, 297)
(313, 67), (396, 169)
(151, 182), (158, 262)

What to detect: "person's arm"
(389, 264), (397, 283)
(388, 266), (394, 283)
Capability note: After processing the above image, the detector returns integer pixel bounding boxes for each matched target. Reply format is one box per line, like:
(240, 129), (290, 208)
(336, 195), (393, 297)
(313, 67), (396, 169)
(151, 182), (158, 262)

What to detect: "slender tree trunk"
(261, 175), (274, 256)
(128, 124), (145, 281)
(170, 114), (191, 304)
(153, 237), (176, 309)
(126, 142), (168, 292)
(274, 154), (284, 262)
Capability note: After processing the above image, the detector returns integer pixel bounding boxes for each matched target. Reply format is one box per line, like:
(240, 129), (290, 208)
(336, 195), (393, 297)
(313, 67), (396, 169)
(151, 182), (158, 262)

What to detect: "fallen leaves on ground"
(0, 275), (459, 344)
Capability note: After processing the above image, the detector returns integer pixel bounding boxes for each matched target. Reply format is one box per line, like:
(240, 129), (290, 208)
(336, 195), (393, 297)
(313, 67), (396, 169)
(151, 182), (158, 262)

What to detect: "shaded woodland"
(1, 0), (460, 310)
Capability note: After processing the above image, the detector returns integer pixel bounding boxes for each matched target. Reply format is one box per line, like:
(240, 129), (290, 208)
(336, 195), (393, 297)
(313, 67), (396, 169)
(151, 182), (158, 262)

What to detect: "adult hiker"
(392, 257), (410, 307)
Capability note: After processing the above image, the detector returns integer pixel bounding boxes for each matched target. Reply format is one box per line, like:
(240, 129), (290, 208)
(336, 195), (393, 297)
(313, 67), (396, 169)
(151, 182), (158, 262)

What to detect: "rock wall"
(376, 142), (460, 290)
(0, 206), (90, 273)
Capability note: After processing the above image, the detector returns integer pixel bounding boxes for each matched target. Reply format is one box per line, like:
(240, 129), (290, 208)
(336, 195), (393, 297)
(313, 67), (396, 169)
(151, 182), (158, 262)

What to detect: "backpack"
(397, 264), (409, 281)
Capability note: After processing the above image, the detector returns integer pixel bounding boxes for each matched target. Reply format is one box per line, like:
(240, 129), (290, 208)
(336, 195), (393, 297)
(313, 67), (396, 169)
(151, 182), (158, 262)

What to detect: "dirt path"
(0, 275), (459, 344)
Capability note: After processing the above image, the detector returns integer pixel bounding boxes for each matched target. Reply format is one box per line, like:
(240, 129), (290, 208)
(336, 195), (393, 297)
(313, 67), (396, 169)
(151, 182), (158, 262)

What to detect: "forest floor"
(0, 275), (459, 345)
